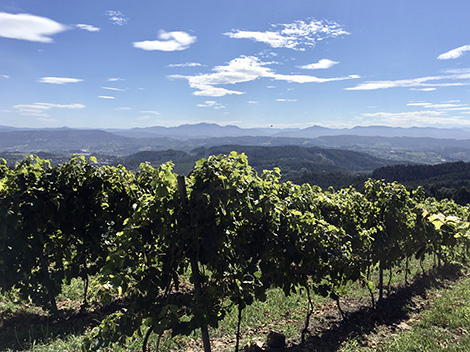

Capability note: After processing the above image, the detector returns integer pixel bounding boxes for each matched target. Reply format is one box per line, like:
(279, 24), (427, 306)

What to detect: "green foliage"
(1, 153), (470, 351)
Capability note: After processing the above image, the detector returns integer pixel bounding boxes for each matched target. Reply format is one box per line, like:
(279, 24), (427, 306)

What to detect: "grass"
(366, 273), (470, 351)
(1, 255), (469, 351)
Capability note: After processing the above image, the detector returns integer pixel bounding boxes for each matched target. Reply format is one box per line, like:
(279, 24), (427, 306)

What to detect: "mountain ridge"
(2, 123), (470, 140)
(2, 124), (470, 164)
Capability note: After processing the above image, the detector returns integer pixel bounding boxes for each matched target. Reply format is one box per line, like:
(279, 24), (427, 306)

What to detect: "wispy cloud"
(360, 110), (470, 127)
(168, 62), (202, 68)
(355, 99), (470, 128)
(0, 12), (68, 43)
(247, 101), (258, 104)
(13, 102), (85, 116)
(410, 88), (436, 91)
(139, 110), (160, 115)
(98, 96), (115, 99)
(276, 98), (297, 102)
(169, 55), (359, 97)
(197, 101), (225, 109)
(105, 10), (128, 26)
(438, 45), (470, 60)
(346, 72), (470, 90)
(134, 30), (196, 51)
(444, 68), (470, 74)
(107, 77), (125, 82)
(224, 19), (349, 51)
(0, 74), (9, 79)
(75, 24), (100, 32)
(38, 77), (83, 84)
(115, 107), (131, 111)
(138, 111), (161, 120)
(298, 59), (339, 70)
(101, 86), (125, 91)
(407, 102), (466, 109)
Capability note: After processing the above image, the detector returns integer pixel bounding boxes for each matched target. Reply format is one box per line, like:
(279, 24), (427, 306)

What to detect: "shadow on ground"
(0, 264), (465, 351)
(285, 263), (465, 352)
(0, 298), (131, 351)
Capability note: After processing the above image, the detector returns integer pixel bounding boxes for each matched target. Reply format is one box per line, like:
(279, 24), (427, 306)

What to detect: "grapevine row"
(0, 153), (469, 351)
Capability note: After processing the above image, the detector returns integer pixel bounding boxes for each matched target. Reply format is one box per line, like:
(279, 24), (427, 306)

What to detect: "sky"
(1, 0), (470, 130)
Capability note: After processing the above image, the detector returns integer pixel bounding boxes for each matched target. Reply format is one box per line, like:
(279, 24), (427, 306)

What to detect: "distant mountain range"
(105, 123), (470, 140)
(2, 123), (470, 164)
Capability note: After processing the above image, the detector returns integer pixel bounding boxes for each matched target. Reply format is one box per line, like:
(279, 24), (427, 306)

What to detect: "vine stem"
(336, 298), (346, 320)
(366, 265), (375, 309)
(178, 175), (212, 352)
(81, 269), (89, 310)
(378, 262), (384, 303)
(302, 284), (315, 343)
(142, 325), (154, 352)
(405, 256), (409, 285)
(38, 244), (58, 314)
(235, 303), (243, 352)
(386, 265), (393, 297)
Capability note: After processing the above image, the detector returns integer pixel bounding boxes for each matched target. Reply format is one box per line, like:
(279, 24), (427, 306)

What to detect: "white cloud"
(197, 101), (225, 109)
(270, 72), (359, 84)
(407, 102), (431, 107)
(410, 88), (436, 91)
(360, 110), (470, 127)
(105, 10), (128, 26)
(438, 45), (470, 60)
(138, 111), (161, 120)
(98, 96), (115, 99)
(13, 102), (85, 116)
(115, 107), (131, 111)
(444, 68), (470, 74)
(298, 59), (339, 70)
(356, 99), (470, 128)
(0, 12), (68, 43)
(0, 74), (9, 79)
(76, 24), (100, 32)
(346, 72), (470, 90)
(107, 77), (125, 82)
(102, 86), (125, 91)
(407, 102), (465, 109)
(38, 77), (83, 84)
(442, 107), (470, 111)
(139, 110), (160, 115)
(224, 19), (349, 51)
(169, 55), (359, 97)
(134, 30), (197, 51)
(168, 62), (202, 68)
(247, 101), (258, 104)
(276, 98), (297, 102)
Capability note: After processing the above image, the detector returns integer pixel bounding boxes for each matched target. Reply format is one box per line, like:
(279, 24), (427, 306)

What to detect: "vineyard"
(1, 153), (470, 352)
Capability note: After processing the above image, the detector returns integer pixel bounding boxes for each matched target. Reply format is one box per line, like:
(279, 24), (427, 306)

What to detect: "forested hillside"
(373, 161), (470, 204)
(0, 145), (399, 190)
(2, 126), (470, 163)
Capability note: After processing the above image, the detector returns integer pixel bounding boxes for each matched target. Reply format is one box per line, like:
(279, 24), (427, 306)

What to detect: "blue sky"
(1, 0), (470, 129)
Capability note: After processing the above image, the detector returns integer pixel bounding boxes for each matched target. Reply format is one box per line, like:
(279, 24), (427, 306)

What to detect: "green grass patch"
(376, 275), (470, 351)
(341, 269), (470, 352)
(0, 255), (467, 351)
